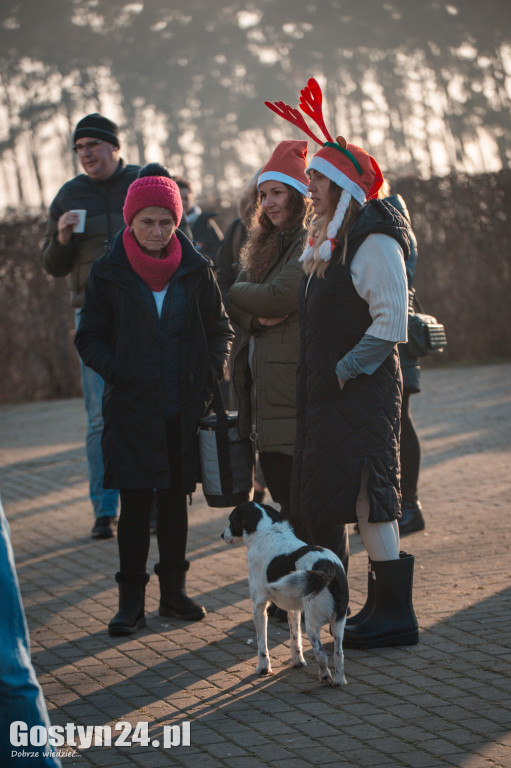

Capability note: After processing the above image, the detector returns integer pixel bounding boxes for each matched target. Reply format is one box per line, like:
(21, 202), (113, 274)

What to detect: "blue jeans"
(75, 310), (118, 519)
(0, 499), (62, 767)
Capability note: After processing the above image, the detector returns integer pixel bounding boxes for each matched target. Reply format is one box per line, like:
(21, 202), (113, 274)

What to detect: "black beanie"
(137, 162), (172, 179)
(72, 113), (120, 148)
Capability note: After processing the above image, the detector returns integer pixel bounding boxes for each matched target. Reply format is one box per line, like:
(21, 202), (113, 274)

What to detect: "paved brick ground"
(1, 363), (511, 768)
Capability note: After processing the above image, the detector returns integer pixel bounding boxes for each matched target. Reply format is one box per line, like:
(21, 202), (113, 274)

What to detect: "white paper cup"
(71, 209), (86, 233)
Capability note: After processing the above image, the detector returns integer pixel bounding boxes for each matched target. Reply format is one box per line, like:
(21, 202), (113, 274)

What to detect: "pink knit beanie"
(123, 176), (183, 226)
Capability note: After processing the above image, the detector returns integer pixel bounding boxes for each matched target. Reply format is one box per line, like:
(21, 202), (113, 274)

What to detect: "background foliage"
(1, 168), (510, 403)
(1, 0), (510, 212)
(1, 1), (510, 401)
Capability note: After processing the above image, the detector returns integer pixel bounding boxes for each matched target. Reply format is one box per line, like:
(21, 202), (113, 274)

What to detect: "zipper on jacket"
(250, 372), (258, 445)
(304, 273), (313, 304)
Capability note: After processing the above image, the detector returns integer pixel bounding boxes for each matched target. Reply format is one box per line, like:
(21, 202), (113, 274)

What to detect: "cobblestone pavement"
(1, 363), (511, 768)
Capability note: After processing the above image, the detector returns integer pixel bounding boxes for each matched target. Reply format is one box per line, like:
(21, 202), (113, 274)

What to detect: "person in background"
(175, 176), (224, 267)
(216, 169), (260, 308)
(0, 496), (62, 767)
(381, 183), (425, 535)
(216, 170), (267, 502)
(228, 140), (313, 525)
(75, 165), (232, 635)
(266, 78), (419, 649)
(41, 114), (140, 540)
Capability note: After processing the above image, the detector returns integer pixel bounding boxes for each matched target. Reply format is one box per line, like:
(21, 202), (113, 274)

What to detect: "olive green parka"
(228, 226), (307, 455)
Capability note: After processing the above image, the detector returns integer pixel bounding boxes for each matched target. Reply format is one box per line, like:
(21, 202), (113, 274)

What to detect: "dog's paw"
(290, 657), (307, 668)
(319, 667), (335, 686)
(332, 674), (347, 686)
(255, 651), (271, 676)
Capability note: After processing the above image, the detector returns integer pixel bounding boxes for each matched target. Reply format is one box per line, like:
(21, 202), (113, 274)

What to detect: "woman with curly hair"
(228, 140), (313, 523)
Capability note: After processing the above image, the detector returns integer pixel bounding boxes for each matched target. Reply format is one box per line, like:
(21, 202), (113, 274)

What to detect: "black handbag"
(196, 297), (254, 508)
(198, 401), (255, 508)
(405, 290), (447, 358)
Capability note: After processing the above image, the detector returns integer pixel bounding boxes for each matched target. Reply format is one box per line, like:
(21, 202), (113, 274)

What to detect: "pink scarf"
(123, 227), (182, 291)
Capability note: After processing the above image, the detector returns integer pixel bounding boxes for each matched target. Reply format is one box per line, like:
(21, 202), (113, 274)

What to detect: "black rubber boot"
(399, 501), (425, 536)
(108, 572), (149, 636)
(343, 553), (419, 649)
(155, 562), (206, 621)
(346, 559), (374, 626)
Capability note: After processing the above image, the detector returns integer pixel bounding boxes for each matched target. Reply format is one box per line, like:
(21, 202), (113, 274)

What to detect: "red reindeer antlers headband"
(265, 78), (333, 146)
(266, 78), (384, 263)
(265, 77), (383, 203)
(265, 77), (364, 177)
(298, 78), (334, 144)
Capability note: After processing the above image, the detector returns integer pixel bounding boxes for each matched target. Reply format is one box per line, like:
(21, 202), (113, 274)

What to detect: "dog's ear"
(228, 506), (246, 538)
(261, 504), (284, 524)
(229, 502), (263, 536)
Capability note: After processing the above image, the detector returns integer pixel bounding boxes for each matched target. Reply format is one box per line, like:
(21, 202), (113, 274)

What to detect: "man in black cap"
(41, 114), (140, 540)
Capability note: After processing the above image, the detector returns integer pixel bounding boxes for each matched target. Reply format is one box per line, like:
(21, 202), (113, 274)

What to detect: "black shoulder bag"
(195, 296), (254, 507)
(405, 289), (447, 358)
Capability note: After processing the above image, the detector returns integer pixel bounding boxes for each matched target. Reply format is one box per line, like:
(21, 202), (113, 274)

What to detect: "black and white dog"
(222, 502), (348, 686)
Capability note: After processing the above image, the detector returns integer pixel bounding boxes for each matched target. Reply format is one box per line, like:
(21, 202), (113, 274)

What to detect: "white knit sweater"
(350, 232), (408, 342)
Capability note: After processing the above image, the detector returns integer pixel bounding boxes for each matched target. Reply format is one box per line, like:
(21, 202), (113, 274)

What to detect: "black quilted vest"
(291, 200), (410, 551)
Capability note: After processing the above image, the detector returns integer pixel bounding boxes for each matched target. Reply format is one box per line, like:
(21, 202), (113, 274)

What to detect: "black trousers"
(258, 451), (293, 520)
(401, 389), (421, 504)
(117, 419), (188, 575)
(263, 451), (350, 574)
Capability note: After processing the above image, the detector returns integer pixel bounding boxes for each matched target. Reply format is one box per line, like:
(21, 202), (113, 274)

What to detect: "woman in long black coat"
(75, 165), (232, 635)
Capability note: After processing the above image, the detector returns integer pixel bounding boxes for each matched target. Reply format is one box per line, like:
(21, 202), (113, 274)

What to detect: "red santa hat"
(307, 139), (383, 205)
(257, 140), (309, 196)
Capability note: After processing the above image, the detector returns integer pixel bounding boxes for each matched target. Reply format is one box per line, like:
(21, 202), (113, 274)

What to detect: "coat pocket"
(263, 361), (297, 410)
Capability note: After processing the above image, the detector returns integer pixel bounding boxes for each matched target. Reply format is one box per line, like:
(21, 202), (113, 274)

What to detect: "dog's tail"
(268, 561), (340, 603)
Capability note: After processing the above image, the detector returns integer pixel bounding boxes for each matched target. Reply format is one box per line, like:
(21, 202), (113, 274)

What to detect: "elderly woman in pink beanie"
(75, 164), (232, 635)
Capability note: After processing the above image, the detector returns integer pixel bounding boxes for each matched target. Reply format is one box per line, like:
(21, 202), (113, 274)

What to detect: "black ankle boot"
(399, 501), (425, 536)
(343, 553), (419, 649)
(108, 572), (149, 636)
(346, 559), (374, 626)
(154, 562), (206, 621)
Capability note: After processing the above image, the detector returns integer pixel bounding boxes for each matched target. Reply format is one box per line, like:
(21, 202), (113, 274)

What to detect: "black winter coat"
(385, 194), (421, 394)
(291, 201), (410, 548)
(75, 229), (233, 492)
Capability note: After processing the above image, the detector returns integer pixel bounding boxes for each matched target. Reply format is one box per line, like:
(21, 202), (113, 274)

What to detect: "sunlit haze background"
(1, 0), (510, 214)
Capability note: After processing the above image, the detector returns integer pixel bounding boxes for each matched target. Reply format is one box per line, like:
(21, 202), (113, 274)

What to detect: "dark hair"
(137, 162), (172, 179)
(173, 175), (193, 192)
